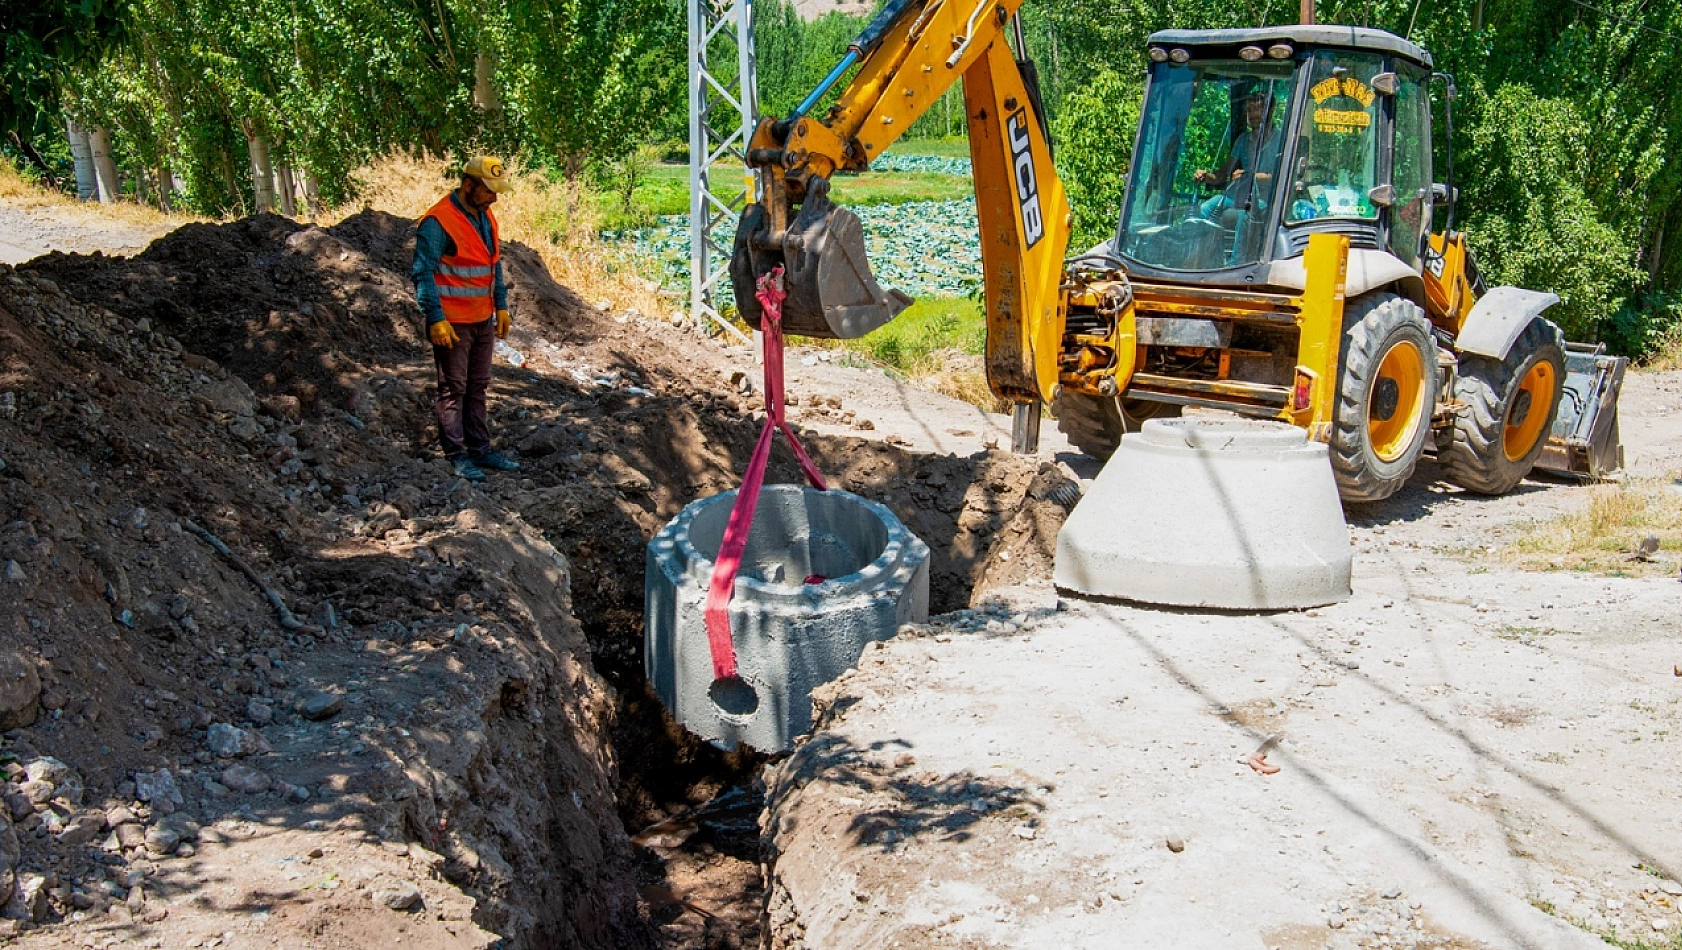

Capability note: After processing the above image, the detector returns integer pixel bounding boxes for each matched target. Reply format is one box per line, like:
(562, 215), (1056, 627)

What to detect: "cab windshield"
(1285, 50), (1384, 224)
(1118, 59), (1295, 271)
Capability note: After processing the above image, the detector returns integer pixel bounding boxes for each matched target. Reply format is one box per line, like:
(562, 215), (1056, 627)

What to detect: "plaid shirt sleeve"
(411, 216), (449, 326)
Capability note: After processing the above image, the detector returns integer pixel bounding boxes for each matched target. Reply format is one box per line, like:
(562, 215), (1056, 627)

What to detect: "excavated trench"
(0, 211), (1070, 948)
(527, 399), (1071, 947)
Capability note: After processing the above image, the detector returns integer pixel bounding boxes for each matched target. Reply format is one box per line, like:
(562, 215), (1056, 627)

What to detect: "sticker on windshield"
(1006, 108), (1045, 249)
(1310, 76), (1375, 134)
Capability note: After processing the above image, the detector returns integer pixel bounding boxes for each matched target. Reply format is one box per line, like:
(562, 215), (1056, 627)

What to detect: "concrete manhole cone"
(645, 484), (930, 752)
(1054, 417), (1351, 609)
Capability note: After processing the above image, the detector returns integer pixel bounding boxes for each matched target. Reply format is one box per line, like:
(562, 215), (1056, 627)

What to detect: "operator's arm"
(1197, 137), (1247, 188)
(493, 260), (508, 313)
(1196, 157), (1242, 188)
(411, 217), (453, 326)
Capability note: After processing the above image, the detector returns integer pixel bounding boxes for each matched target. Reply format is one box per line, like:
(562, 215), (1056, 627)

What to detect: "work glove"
(429, 320), (459, 349)
(495, 308), (511, 340)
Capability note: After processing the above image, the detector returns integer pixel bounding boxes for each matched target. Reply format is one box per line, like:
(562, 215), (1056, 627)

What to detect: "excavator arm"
(731, 0), (1071, 405)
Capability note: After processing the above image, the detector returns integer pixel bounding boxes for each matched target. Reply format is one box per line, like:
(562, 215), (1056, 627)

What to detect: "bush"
(1604, 294), (1682, 362)
(1457, 84), (1646, 344)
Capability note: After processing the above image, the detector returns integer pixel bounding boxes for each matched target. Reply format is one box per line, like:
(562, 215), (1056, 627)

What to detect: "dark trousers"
(433, 317), (495, 459)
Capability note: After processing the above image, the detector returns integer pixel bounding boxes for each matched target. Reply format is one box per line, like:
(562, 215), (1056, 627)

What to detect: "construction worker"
(413, 156), (521, 483)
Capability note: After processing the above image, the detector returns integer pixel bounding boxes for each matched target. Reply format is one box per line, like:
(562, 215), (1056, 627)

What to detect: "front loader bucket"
(730, 183), (911, 340)
(1536, 342), (1626, 478)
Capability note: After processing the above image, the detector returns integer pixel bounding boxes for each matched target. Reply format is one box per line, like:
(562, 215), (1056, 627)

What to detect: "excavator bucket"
(1535, 343), (1626, 478)
(731, 184), (912, 340)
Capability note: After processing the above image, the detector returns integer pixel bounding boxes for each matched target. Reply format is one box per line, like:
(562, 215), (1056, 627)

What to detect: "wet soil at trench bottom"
(0, 211), (1072, 948)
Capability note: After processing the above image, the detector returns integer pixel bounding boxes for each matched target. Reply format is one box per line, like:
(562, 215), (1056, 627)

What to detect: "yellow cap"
(463, 155), (512, 193)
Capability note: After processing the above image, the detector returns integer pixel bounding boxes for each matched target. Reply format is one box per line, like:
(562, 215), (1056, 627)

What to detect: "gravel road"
(0, 202), (175, 265)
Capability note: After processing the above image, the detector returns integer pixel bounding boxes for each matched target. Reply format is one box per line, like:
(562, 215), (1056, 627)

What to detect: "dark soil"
(1, 211), (1066, 947)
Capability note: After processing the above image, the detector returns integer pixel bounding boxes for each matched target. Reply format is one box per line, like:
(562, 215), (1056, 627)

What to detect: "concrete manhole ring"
(1056, 417), (1351, 610)
(646, 484), (930, 751)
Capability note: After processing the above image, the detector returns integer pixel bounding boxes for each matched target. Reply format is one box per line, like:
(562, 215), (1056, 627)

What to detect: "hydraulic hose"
(790, 0), (921, 118)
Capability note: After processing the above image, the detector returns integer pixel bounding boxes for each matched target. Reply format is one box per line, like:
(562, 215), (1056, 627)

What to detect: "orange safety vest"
(421, 194), (500, 324)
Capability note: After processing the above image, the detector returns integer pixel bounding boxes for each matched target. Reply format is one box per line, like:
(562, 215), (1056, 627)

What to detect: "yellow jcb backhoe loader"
(730, 3), (1624, 503)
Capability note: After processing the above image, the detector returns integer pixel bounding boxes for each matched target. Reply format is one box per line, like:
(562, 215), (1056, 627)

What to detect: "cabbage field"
(605, 197), (984, 302)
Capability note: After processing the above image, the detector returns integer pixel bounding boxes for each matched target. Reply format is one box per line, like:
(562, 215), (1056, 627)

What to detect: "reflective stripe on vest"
(421, 194), (500, 324)
(436, 261), (496, 279)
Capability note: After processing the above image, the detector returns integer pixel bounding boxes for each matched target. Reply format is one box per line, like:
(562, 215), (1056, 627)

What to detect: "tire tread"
(1440, 318), (1566, 495)
(1328, 292), (1438, 504)
(1053, 393), (1180, 460)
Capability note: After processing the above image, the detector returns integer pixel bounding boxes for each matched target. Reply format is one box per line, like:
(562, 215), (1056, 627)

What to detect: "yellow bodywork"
(822, 0), (1022, 166)
(1421, 231), (1478, 331)
(1293, 234), (1351, 441)
(744, 0), (1069, 404)
(1057, 234), (1351, 440)
(737, 11), (1618, 499)
(964, 35), (1071, 401)
(744, 6), (1404, 449)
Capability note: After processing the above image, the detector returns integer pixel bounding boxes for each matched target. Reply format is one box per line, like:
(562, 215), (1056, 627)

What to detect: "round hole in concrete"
(709, 676), (760, 717)
(687, 486), (890, 587)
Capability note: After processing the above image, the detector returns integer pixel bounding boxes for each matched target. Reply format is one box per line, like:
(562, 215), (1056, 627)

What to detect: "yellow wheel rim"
(1503, 360), (1557, 461)
(1367, 341), (1427, 463)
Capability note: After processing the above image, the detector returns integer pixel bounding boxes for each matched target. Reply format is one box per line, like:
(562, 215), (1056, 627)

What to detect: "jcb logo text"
(1007, 109), (1044, 249)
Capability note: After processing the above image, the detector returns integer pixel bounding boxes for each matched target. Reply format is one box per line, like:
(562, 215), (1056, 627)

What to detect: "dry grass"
(1500, 478), (1682, 575)
(0, 156), (202, 230)
(923, 354), (1009, 414)
(0, 159), (33, 199)
(1486, 702), (1540, 727)
(332, 153), (674, 322)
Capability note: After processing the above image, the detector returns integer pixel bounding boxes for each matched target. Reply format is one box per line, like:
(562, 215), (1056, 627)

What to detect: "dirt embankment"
(0, 211), (1066, 947)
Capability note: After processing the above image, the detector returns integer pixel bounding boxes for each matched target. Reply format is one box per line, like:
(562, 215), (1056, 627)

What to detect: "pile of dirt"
(0, 246), (650, 947)
(1, 211), (1067, 947)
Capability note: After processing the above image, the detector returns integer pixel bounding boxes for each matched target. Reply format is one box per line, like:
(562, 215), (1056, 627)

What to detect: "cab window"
(1389, 64), (1433, 265)
(1119, 59), (1295, 271)
(1286, 51), (1384, 224)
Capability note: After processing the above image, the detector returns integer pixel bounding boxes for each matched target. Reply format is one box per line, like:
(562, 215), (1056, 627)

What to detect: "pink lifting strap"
(702, 267), (828, 682)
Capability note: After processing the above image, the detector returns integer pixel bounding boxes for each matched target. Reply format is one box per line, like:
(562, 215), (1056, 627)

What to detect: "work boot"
(452, 457), (488, 483)
(470, 449), (521, 472)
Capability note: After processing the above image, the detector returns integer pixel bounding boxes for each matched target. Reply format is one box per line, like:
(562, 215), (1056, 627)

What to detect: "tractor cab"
(1115, 26), (1436, 290)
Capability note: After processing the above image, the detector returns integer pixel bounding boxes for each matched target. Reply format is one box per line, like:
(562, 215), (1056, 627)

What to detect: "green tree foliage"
(498, 0), (685, 176)
(753, 0), (869, 119)
(30, 0), (684, 214)
(2, 0), (128, 178)
(1050, 69), (1142, 249)
(1458, 83), (1648, 339)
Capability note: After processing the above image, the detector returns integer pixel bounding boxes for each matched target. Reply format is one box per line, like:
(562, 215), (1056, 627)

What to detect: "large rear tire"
(1440, 317), (1566, 495)
(1330, 292), (1438, 503)
(1052, 391), (1182, 461)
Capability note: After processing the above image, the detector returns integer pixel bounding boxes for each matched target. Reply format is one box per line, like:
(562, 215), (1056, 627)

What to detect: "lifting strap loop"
(703, 267), (828, 682)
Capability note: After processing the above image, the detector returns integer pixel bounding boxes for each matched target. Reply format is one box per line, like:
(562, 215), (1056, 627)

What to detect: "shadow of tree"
(772, 733), (1043, 853)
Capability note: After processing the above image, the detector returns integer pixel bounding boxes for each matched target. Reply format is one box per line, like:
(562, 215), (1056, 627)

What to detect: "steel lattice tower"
(688, 0), (759, 341)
